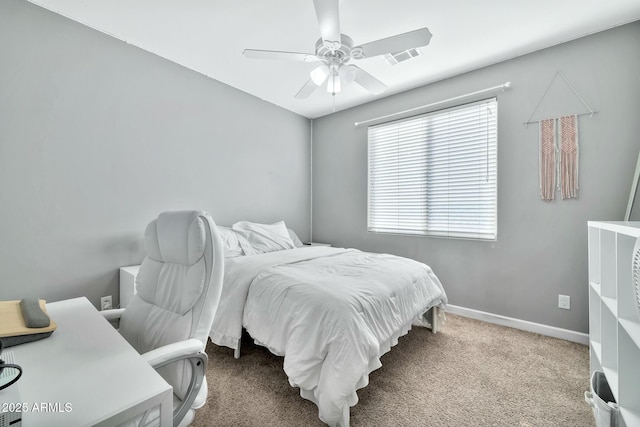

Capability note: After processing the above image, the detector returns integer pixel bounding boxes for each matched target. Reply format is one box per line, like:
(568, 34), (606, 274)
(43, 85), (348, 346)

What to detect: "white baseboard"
(445, 304), (589, 345)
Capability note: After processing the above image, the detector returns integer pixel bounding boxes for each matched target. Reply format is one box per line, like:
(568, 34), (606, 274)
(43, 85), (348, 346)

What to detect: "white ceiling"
(28, 0), (640, 119)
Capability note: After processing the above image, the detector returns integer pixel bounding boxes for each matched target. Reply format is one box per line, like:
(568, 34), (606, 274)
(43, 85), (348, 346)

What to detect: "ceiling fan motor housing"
(315, 34), (354, 66)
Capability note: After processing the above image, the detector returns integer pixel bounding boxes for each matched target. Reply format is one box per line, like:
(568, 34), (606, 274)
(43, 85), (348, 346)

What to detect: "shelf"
(600, 229), (617, 299)
(591, 341), (602, 365)
(589, 342), (602, 377)
(588, 226), (601, 285)
(602, 296), (618, 317)
(601, 307), (618, 383)
(618, 329), (640, 422)
(588, 221), (640, 426)
(620, 408), (640, 427)
(602, 366), (619, 403)
(589, 284), (601, 347)
(619, 318), (640, 349)
(588, 221), (640, 237)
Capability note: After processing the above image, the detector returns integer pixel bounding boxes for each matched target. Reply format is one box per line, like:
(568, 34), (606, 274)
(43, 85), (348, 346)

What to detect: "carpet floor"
(193, 313), (594, 426)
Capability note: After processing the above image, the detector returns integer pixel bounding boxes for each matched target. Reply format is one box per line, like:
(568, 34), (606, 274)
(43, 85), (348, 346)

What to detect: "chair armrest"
(142, 339), (208, 426)
(142, 338), (204, 368)
(100, 308), (125, 322)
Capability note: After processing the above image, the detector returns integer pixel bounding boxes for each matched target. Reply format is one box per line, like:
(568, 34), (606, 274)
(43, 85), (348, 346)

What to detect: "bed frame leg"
(234, 343), (241, 359)
(431, 306), (440, 334)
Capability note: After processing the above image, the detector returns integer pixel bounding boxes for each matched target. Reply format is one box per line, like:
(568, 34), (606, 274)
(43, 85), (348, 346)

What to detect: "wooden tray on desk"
(0, 299), (57, 338)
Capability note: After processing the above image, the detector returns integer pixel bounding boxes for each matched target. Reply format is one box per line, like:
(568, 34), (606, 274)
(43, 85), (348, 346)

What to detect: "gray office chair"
(103, 210), (224, 427)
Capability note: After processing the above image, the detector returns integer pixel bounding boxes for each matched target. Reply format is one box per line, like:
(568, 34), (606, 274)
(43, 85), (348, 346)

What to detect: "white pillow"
(218, 226), (245, 258)
(232, 221), (296, 254)
(288, 228), (304, 247)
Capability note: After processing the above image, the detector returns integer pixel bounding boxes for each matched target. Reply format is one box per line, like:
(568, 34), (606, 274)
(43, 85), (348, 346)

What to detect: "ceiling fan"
(243, 0), (432, 99)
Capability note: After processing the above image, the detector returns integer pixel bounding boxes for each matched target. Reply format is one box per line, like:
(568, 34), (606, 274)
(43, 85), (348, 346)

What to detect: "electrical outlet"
(558, 294), (570, 310)
(101, 295), (112, 311)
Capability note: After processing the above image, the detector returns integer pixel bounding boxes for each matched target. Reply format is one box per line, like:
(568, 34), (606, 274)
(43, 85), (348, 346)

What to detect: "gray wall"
(0, 1), (310, 308)
(312, 22), (640, 334)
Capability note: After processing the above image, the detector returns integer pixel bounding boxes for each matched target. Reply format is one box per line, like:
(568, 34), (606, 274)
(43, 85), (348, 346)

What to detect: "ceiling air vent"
(384, 48), (422, 65)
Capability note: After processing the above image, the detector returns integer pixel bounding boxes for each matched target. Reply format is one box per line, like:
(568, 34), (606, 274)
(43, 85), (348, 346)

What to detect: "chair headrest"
(144, 211), (208, 266)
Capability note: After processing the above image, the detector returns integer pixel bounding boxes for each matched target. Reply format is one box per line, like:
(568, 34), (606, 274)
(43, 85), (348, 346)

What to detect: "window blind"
(368, 98), (497, 240)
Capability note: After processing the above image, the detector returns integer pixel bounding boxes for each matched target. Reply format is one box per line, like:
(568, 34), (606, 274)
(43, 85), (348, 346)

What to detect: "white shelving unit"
(588, 221), (640, 427)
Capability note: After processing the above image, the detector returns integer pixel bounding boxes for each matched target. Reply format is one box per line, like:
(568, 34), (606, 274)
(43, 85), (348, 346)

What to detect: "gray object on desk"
(20, 298), (51, 328)
(0, 298), (54, 348)
(1, 332), (54, 348)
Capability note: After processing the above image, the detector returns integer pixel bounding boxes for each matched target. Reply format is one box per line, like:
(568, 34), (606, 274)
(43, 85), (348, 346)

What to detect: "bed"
(208, 221), (447, 427)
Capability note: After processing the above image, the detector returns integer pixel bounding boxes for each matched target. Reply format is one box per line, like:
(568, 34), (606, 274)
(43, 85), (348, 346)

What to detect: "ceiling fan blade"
(295, 79), (321, 99)
(355, 28), (432, 58)
(352, 66), (388, 94)
(313, 0), (341, 50)
(243, 49), (318, 62)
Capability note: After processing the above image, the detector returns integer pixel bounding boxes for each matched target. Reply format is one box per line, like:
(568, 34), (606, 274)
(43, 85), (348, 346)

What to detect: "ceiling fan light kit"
(327, 73), (340, 94)
(339, 65), (356, 84)
(310, 65), (330, 85)
(243, 0), (433, 101)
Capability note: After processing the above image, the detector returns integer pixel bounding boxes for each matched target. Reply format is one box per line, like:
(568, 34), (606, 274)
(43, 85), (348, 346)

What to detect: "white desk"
(1, 297), (172, 426)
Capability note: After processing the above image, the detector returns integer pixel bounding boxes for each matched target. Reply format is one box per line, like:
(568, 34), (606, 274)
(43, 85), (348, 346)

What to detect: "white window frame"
(367, 98), (498, 241)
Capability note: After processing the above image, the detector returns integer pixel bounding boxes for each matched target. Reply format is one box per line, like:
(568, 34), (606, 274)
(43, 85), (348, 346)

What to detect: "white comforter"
(209, 246), (447, 426)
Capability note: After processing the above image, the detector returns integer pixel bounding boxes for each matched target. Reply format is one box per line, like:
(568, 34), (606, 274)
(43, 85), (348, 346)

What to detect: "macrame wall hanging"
(559, 115), (579, 199)
(539, 118), (556, 201)
(524, 71), (596, 201)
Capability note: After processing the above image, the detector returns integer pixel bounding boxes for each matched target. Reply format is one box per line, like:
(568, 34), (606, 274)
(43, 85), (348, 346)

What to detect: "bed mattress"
(209, 246), (447, 426)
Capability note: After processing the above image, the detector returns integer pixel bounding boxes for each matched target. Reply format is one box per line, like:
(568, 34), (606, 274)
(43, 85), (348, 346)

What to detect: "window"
(368, 98), (497, 240)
